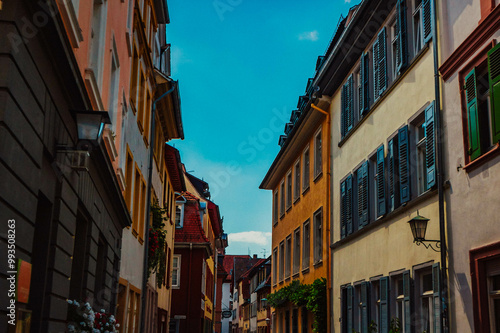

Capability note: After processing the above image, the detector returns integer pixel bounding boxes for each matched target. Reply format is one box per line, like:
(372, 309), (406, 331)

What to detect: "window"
(125, 147), (134, 210)
(172, 255), (181, 288)
(126, 284), (141, 333)
(303, 147), (310, 191)
(314, 129), (323, 178)
(412, 0), (424, 55)
(375, 145), (386, 218)
(201, 261), (206, 295)
(280, 180), (285, 217)
(285, 235), (291, 278)
(414, 264), (441, 333)
(470, 243), (500, 333)
(292, 308), (298, 333)
(293, 227), (300, 275)
(294, 159), (301, 201)
(373, 27), (388, 101)
(387, 136), (400, 212)
(286, 171), (292, 209)
(279, 241), (285, 282)
(302, 220), (310, 270)
(108, 44), (120, 130)
(132, 165), (141, 236)
(130, 44), (139, 109)
(391, 18), (399, 80)
(301, 307), (308, 333)
(391, 275), (406, 330)
(371, 280), (380, 330)
(137, 69), (146, 132)
(463, 44), (500, 163)
(273, 248), (278, 285)
(414, 118), (428, 195)
(139, 178), (146, 241)
(175, 195), (186, 228)
(143, 89), (152, 145)
(273, 190), (279, 225)
(356, 162), (369, 229)
(89, 0), (107, 88)
(313, 208), (323, 264)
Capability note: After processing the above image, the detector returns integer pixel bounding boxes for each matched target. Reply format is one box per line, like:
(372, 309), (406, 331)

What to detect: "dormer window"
(175, 193), (186, 228)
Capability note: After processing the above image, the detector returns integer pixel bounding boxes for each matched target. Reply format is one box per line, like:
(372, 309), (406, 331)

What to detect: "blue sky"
(167, 0), (355, 256)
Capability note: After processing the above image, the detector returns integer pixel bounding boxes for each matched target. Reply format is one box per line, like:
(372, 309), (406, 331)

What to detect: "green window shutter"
(341, 180), (347, 239)
(396, 0), (408, 73)
(465, 68), (482, 160)
(425, 101), (436, 189)
(376, 145), (386, 217)
(373, 40), (380, 101)
(380, 277), (389, 333)
(358, 162), (369, 227)
(378, 28), (388, 95)
(347, 285), (354, 333)
(346, 175), (353, 235)
(388, 138), (399, 212)
(361, 282), (370, 333)
(422, 0), (434, 43)
(488, 42), (500, 143)
(403, 271), (412, 333)
(432, 263), (442, 333)
(360, 53), (370, 116)
(398, 125), (411, 203)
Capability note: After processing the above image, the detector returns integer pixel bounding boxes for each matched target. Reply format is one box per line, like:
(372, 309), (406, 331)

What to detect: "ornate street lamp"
(408, 213), (440, 252)
(75, 110), (111, 150)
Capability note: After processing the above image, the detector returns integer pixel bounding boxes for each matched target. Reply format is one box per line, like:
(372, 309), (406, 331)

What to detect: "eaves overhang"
(154, 69), (184, 140)
(164, 144), (186, 192)
(153, 0), (170, 24)
(313, 0), (395, 96)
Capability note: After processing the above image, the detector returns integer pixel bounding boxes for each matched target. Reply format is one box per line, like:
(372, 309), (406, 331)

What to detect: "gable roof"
(174, 191), (209, 243)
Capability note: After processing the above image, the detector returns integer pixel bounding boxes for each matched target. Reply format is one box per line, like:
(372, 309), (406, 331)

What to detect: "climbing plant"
(148, 199), (168, 288)
(267, 278), (327, 333)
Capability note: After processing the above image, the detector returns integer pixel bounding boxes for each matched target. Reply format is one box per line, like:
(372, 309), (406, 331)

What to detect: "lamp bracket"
(414, 239), (441, 252)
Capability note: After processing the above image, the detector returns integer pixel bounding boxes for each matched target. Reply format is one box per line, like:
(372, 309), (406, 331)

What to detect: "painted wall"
(438, 1), (500, 331)
(330, 26), (441, 332)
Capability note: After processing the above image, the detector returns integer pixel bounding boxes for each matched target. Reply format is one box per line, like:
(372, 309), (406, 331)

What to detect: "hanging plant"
(266, 278), (327, 333)
(148, 200), (168, 288)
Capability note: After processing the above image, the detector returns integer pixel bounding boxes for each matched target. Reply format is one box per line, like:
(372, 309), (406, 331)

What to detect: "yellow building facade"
(311, 1), (444, 332)
(261, 81), (331, 332)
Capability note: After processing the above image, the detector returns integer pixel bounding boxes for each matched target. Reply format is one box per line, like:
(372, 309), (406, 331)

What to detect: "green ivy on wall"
(267, 278), (327, 333)
(148, 200), (168, 288)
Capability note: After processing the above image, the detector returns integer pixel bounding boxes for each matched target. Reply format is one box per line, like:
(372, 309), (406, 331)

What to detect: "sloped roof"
(164, 144), (186, 192)
(174, 191), (209, 243)
(240, 259), (267, 280)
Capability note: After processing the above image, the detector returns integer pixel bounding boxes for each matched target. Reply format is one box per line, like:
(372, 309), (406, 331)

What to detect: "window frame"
(273, 190), (279, 226)
(302, 145), (310, 192)
(279, 241), (285, 282)
(286, 170), (293, 210)
(175, 194), (186, 228)
(280, 180), (286, 218)
(294, 158), (301, 202)
(314, 127), (323, 180)
(302, 219), (310, 271)
(285, 235), (292, 279)
(313, 207), (323, 265)
(172, 255), (181, 288)
(293, 227), (301, 276)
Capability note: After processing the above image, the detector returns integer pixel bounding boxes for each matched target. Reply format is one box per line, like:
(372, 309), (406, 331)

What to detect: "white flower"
(67, 300), (73, 305)
(101, 309), (105, 313)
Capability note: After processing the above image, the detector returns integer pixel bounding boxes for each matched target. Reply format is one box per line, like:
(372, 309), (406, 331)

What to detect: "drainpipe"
(431, 2), (449, 332)
(139, 81), (178, 333)
(310, 102), (331, 333)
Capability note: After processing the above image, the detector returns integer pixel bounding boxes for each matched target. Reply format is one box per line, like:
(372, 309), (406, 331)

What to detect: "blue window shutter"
(346, 175), (353, 235)
(360, 53), (370, 116)
(376, 145), (386, 217)
(347, 74), (355, 131)
(378, 28), (388, 95)
(396, 0), (408, 73)
(488, 43), (500, 144)
(425, 101), (436, 189)
(403, 270), (412, 333)
(361, 282), (370, 333)
(388, 138), (399, 212)
(357, 163), (368, 227)
(432, 263), (442, 333)
(341, 180), (347, 239)
(341, 83), (347, 137)
(347, 285), (354, 333)
(373, 40), (380, 101)
(423, 0), (434, 43)
(380, 277), (389, 333)
(398, 125), (410, 204)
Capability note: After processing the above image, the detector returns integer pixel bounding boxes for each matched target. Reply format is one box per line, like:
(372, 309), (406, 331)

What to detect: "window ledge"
(313, 260), (323, 268)
(463, 143), (500, 172)
(273, 221), (278, 228)
(314, 172), (323, 183)
(280, 213), (285, 220)
(286, 205), (292, 213)
(292, 272), (300, 279)
(293, 197), (300, 205)
(301, 267), (310, 274)
(338, 44), (430, 148)
(302, 186), (310, 196)
(332, 188), (438, 249)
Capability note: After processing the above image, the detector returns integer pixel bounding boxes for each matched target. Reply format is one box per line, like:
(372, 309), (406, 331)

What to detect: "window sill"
(293, 196), (300, 205)
(313, 260), (323, 268)
(301, 267), (310, 274)
(338, 44), (430, 148)
(292, 272), (300, 279)
(285, 277), (290, 282)
(313, 172), (323, 183)
(463, 143), (500, 172)
(273, 221), (278, 228)
(286, 205), (292, 213)
(130, 99), (137, 114)
(332, 188), (438, 249)
(280, 214), (285, 220)
(302, 186), (310, 196)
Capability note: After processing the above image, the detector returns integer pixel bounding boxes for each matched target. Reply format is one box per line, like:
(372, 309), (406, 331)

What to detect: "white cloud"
(298, 30), (319, 41)
(345, 0), (351, 3)
(228, 231), (272, 246)
(170, 46), (192, 76)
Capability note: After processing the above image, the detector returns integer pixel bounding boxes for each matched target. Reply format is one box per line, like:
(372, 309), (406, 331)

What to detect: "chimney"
(253, 254), (257, 259)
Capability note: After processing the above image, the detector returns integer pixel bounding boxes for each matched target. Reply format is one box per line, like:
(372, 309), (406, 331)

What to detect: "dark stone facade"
(0, 1), (130, 332)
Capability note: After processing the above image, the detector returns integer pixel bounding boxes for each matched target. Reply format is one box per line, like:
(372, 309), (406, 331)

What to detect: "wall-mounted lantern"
(408, 213), (440, 252)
